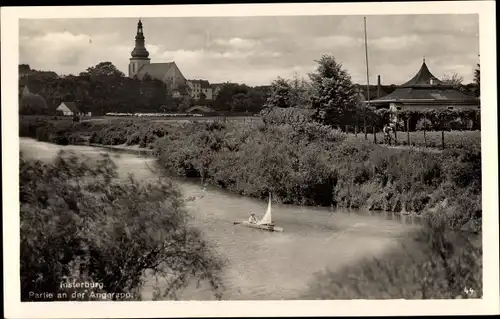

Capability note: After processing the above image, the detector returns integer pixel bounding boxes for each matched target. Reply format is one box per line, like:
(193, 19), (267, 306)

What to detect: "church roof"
(136, 62), (175, 80)
(400, 60), (444, 87)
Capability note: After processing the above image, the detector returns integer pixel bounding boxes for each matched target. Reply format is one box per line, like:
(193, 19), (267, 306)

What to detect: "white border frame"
(2, 2), (499, 317)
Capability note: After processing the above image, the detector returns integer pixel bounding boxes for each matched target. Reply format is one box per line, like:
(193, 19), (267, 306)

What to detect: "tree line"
(20, 58), (479, 122)
(19, 62), (271, 115)
(262, 55), (480, 130)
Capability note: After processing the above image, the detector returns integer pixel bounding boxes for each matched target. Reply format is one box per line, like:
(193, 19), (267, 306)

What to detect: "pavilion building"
(369, 59), (479, 112)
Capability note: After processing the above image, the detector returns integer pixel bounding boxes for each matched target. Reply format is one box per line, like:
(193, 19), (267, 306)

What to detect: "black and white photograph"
(2, 1), (499, 318)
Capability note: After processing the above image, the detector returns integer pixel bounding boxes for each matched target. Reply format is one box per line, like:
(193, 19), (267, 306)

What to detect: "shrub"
(301, 213), (482, 299)
(20, 151), (225, 301)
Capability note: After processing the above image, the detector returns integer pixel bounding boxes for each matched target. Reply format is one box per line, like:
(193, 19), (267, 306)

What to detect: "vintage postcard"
(2, 1), (499, 318)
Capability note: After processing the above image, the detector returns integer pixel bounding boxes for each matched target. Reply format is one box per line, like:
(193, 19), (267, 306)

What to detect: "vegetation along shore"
(19, 54), (482, 300)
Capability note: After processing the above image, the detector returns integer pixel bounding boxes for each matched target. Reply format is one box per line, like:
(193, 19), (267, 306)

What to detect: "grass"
(346, 130), (481, 150)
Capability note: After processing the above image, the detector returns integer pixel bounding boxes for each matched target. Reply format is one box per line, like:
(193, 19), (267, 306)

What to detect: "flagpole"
(364, 17), (370, 106)
(363, 16), (370, 138)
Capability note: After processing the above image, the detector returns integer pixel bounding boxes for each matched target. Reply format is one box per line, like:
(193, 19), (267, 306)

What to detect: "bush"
(302, 209), (482, 299)
(302, 228), (481, 299)
(260, 106), (315, 126)
(20, 151), (225, 301)
(20, 115), (481, 230)
(416, 118), (433, 131)
(153, 118), (481, 230)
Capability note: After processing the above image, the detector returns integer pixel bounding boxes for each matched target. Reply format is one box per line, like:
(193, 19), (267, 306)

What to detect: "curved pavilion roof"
(400, 59), (444, 87)
(372, 59), (477, 104)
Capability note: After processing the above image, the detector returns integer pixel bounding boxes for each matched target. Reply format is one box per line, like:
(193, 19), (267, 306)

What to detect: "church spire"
(129, 19), (151, 78)
(130, 19), (149, 59)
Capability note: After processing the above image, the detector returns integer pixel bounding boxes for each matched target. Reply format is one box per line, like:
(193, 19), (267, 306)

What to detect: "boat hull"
(238, 221), (284, 232)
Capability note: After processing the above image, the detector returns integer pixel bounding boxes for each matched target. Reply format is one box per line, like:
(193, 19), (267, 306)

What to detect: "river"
(20, 138), (422, 300)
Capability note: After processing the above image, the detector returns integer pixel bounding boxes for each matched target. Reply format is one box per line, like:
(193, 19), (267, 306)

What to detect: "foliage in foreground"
(302, 212), (482, 299)
(20, 152), (225, 301)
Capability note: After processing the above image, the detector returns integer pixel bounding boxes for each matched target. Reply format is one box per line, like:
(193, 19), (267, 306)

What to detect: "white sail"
(257, 194), (273, 225)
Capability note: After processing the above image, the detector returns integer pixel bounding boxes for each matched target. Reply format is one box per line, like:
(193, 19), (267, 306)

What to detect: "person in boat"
(248, 212), (258, 224)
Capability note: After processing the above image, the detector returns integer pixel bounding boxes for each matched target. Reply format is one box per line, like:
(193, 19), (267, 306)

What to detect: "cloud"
(19, 15), (479, 86)
(20, 31), (130, 75)
(213, 37), (260, 50)
(369, 35), (423, 51)
(310, 35), (362, 50)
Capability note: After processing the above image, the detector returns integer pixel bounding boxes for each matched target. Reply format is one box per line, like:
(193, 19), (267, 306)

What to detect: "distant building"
(128, 19), (190, 98)
(187, 80), (213, 100)
(56, 101), (83, 116)
(354, 75), (390, 107)
(370, 59), (479, 111)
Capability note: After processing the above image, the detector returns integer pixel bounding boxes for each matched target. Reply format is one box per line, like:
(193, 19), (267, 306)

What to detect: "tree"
(308, 55), (358, 125)
(212, 83), (251, 112)
(265, 77), (294, 109)
(20, 152), (225, 301)
(473, 63), (480, 97)
(230, 93), (250, 112)
(265, 75), (311, 110)
(197, 92), (207, 106)
(80, 61), (125, 77)
(290, 73), (311, 107)
(142, 73), (153, 81)
(442, 72), (464, 86)
(442, 72), (475, 96)
(178, 95), (194, 112)
(246, 86), (270, 113)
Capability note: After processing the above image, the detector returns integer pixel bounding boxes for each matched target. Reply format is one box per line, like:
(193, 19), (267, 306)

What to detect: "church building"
(129, 19), (190, 98)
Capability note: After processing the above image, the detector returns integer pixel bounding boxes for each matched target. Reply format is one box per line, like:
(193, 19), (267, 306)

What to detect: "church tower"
(129, 19), (150, 78)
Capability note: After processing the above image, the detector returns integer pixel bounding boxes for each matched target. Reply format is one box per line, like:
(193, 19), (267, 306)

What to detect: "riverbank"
(19, 138), (482, 300)
(19, 115), (482, 232)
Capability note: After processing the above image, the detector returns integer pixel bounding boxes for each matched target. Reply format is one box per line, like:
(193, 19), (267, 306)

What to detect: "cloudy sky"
(19, 14), (479, 86)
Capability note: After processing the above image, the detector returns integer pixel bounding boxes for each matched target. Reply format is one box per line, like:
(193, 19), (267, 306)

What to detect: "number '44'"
(463, 287), (475, 295)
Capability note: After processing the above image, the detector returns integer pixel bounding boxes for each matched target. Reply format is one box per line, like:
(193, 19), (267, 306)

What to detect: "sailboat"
(234, 194), (284, 232)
